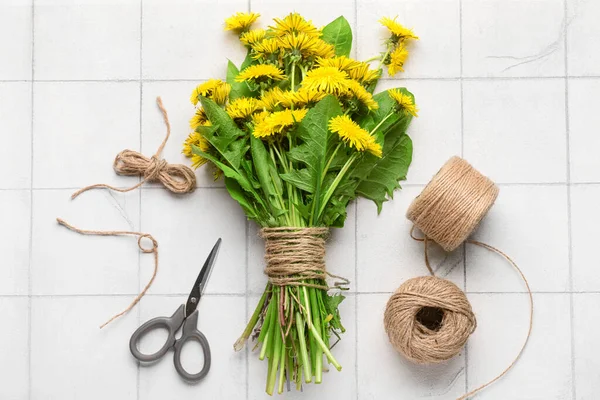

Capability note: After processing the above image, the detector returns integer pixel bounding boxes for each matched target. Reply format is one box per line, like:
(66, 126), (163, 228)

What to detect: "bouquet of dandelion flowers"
(183, 11), (419, 395)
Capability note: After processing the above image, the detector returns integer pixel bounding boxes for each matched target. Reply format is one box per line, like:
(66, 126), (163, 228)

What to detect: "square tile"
(31, 296), (138, 400)
(375, 79), (462, 184)
(357, 0), (460, 78)
(467, 185), (569, 293)
(0, 190), (30, 295)
(573, 293), (600, 399)
(34, 0), (140, 80)
(142, 0), (247, 80)
(571, 184), (600, 291)
(140, 188), (246, 295)
(141, 81), (224, 188)
(248, 204), (356, 294)
(567, 0), (600, 76)
(138, 295), (246, 400)
(357, 187), (464, 293)
(33, 82), (140, 189)
(0, 297), (29, 399)
(357, 293), (466, 399)
(0, 82), (32, 189)
(0, 0), (32, 80)
(568, 78), (600, 183)
(463, 79), (567, 183)
(31, 189), (140, 295)
(247, 294), (356, 399)
(467, 293), (571, 399)
(462, 0), (565, 77)
(252, 0), (357, 57)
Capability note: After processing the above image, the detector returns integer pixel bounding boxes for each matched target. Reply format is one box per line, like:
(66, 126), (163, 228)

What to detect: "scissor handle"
(173, 310), (211, 382)
(129, 304), (186, 363)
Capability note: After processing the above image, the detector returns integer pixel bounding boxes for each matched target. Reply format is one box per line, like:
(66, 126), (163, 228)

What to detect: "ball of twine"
(384, 276), (476, 364)
(406, 156), (499, 252)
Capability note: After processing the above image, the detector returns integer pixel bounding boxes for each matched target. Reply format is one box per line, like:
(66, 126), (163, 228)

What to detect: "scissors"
(129, 238), (221, 382)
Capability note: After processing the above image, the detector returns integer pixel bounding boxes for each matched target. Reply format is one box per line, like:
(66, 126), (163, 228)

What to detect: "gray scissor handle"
(172, 310), (211, 382)
(129, 304), (186, 363)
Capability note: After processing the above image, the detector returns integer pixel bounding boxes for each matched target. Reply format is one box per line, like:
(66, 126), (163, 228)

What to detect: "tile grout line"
(563, 0), (576, 398)
(354, 200), (359, 400)
(27, 0), (35, 398)
(458, 0), (468, 393)
(137, 0), (143, 397)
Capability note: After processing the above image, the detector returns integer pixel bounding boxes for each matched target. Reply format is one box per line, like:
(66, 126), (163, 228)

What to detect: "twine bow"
(71, 97), (196, 199)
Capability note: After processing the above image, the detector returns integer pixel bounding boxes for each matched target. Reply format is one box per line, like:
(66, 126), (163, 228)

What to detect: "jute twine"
(261, 227), (348, 290)
(56, 218), (159, 329)
(383, 156), (534, 400)
(71, 97), (196, 199)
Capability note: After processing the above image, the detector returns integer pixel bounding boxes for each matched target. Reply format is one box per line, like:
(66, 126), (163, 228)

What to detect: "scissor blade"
(185, 238), (221, 317)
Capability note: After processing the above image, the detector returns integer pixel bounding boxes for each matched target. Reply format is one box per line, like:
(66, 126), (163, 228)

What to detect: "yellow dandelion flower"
(365, 136), (383, 157)
(287, 88), (327, 107)
(301, 67), (351, 95)
(225, 12), (260, 33)
(379, 16), (419, 41)
(348, 62), (381, 83)
(251, 38), (281, 60)
(276, 33), (335, 59)
(311, 39), (336, 58)
(189, 108), (210, 129)
(211, 82), (231, 105)
(388, 89), (418, 117)
(259, 87), (287, 110)
(347, 80), (378, 111)
(316, 56), (362, 71)
(270, 13), (321, 38)
(328, 115), (381, 156)
(182, 131), (210, 168)
(240, 29), (267, 46)
(236, 64), (286, 83)
(226, 97), (260, 120)
(253, 108), (308, 138)
(252, 110), (270, 125)
(190, 79), (224, 105)
(388, 45), (409, 76)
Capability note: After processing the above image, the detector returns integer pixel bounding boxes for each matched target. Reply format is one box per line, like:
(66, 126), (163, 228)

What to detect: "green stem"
(277, 338), (286, 394)
(363, 55), (381, 63)
(295, 311), (311, 383)
(370, 112), (395, 136)
(316, 153), (358, 222)
(266, 322), (282, 395)
(377, 46), (393, 72)
(309, 287), (323, 383)
(321, 142), (342, 183)
(234, 287), (269, 351)
(291, 62), (297, 92)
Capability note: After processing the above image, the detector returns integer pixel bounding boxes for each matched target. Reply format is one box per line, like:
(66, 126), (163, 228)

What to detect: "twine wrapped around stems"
(261, 227), (348, 290)
(383, 156), (533, 400)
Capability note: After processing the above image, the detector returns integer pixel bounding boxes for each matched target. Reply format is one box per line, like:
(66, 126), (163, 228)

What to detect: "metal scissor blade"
(185, 238), (221, 317)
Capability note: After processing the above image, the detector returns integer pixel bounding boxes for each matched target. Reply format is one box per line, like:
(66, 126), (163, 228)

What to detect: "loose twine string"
(261, 227), (349, 290)
(56, 218), (159, 329)
(384, 156), (534, 400)
(71, 97), (196, 199)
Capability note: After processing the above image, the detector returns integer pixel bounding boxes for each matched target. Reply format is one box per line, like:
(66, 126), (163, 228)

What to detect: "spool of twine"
(383, 156), (533, 400)
(261, 227), (348, 290)
(71, 97), (196, 199)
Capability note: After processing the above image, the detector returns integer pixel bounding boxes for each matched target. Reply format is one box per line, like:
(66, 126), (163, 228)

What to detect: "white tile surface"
(573, 293), (600, 400)
(466, 293), (572, 399)
(1, 0), (596, 398)
(462, 0), (565, 78)
(467, 185), (570, 293)
(31, 189), (140, 295)
(34, 0), (140, 80)
(30, 296), (139, 400)
(567, 0), (600, 77)
(463, 79), (567, 183)
(141, 81), (224, 188)
(568, 78), (600, 183)
(357, 294), (466, 399)
(140, 188), (246, 295)
(357, 187), (464, 293)
(0, 82), (31, 189)
(248, 204), (356, 294)
(0, 0), (32, 80)
(0, 297), (29, 399)
(33, 82), (140, 189)
(0, 190), (30, 295)
(138, 295), (246, 400)
(247, 294), (356, 400)
(357, 0), (460, 78)
(142, 0), (247, 80)
(570, 184), (600, 292)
